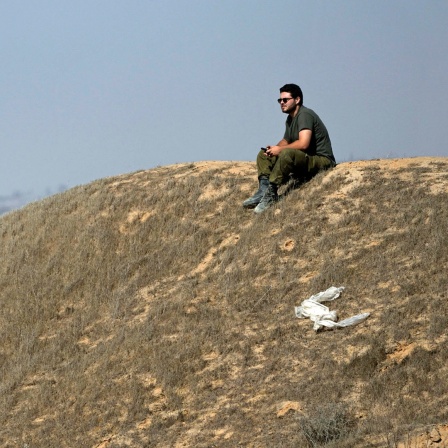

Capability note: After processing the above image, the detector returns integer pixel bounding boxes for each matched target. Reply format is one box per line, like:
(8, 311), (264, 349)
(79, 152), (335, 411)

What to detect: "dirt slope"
(0, 157), (447, 447)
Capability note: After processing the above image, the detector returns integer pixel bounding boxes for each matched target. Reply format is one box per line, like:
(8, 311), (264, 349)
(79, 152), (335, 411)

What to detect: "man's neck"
(289, 104), (301, 118)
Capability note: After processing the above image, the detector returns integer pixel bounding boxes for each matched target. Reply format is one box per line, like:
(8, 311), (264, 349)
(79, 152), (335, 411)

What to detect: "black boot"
(242, 176), (269, 209)
(254, 183), (278, 214)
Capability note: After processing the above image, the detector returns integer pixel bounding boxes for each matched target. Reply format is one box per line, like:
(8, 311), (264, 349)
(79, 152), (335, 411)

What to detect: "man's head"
(278, 84), (303, 116)
(279, 84), (303, 106)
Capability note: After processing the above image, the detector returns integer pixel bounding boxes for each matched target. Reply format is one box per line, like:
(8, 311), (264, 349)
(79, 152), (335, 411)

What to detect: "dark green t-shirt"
(283, 105), (336, 164)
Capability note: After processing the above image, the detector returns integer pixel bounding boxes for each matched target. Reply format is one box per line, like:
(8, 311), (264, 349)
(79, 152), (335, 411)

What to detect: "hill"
(1, 157), (448, 447)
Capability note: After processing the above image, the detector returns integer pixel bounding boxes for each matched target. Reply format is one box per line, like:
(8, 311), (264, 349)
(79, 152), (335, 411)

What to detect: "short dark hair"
(280, 84), (303, 106)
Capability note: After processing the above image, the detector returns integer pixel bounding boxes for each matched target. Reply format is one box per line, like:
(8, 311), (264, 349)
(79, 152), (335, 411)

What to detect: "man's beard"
(282, 104), (298, 115)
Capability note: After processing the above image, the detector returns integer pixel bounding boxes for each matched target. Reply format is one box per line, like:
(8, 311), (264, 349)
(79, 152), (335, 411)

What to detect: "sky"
(1, 0), (448, 199)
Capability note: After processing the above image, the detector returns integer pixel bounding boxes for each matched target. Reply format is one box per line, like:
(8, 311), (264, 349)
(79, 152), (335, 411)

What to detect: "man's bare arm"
(266, 130), (312, 156)
(276, 138), (289, 146)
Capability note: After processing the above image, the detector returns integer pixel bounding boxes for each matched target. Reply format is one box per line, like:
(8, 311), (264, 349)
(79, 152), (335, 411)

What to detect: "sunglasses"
(277, 97), (294, 104)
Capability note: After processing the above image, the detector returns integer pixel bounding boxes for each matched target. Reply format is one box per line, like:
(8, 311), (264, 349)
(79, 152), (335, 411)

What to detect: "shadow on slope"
(0, 158), (448, 447)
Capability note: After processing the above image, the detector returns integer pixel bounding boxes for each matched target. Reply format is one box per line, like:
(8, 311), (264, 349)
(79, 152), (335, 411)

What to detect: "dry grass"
(0, 157), (448, 447)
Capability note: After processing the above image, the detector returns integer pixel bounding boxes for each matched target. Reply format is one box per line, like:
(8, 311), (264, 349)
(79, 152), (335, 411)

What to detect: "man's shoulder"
(298, 105), (317, 117)
(296, 106), (318, 125)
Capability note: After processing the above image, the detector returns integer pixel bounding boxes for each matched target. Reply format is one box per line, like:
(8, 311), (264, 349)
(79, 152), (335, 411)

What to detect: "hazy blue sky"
(1, 0), (448, 198)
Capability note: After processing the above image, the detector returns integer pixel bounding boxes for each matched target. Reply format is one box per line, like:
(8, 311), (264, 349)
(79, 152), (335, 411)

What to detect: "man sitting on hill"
(243, 83), (336, 213)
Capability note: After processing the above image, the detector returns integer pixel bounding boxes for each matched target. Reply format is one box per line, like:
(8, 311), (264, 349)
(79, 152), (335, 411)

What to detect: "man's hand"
(265, 145), (283, 157)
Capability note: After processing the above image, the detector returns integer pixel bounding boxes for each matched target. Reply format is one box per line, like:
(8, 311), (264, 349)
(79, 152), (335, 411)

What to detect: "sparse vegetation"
(0, 158), (448, 447)
(299, 403), (354, 447)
